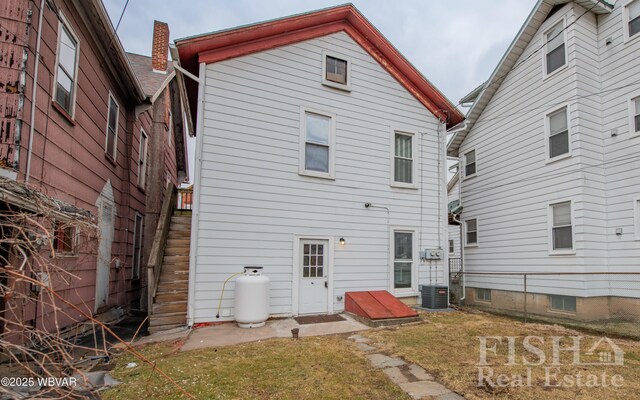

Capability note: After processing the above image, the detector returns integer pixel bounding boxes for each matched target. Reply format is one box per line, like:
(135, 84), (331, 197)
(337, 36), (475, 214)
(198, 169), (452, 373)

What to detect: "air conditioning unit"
(420, 285), (449, 309)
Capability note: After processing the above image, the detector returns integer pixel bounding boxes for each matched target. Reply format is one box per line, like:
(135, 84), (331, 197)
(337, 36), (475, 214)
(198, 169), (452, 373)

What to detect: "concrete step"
(152, 300), (187, 315)
(155, 290), (188, 303)
(149, 312), (186, 327)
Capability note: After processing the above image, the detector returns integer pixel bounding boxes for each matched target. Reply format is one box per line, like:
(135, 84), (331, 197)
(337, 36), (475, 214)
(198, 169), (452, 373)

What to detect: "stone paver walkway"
(348, 334), (463, 400)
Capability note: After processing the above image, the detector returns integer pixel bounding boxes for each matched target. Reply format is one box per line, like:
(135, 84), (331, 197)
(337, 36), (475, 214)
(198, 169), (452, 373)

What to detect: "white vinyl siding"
(465, 218), (478, 247)
(546, 106), (570, 160)
(138, 129), (148, 188)
(544, 20), (566, 76)
(191, 31), (444, 322)
(105, 94), (119, 161)
(392, 131), (416, 187)
(624, 0), (640, 41)
(299, 108), (336, 179)
(463, 148), (476, 179)
(53, 12), (79, 116)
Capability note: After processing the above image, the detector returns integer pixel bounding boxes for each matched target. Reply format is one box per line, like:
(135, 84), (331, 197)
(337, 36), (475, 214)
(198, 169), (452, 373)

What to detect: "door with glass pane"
(393, 231), (414, 292)
(299, 240), (328, 315)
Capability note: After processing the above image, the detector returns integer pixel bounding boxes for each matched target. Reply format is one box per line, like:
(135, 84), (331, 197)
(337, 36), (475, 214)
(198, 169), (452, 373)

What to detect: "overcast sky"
(104, 0), (538, 181)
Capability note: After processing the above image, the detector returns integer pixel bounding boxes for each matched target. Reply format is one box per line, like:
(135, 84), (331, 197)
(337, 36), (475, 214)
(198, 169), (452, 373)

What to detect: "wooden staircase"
(147, 184), (193, 334)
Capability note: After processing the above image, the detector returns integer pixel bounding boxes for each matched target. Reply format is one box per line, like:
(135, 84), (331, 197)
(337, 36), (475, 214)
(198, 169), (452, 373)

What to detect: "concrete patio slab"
(180, 313), (368, 351)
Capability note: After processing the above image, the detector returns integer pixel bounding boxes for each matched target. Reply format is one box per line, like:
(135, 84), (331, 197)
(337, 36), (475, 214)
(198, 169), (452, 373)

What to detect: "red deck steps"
(345, 290), (419, 321)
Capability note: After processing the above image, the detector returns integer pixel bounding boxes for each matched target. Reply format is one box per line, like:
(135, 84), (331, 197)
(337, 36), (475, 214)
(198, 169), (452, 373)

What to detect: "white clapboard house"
(175, 5), (464, 324)
(447, 0), (640, 321)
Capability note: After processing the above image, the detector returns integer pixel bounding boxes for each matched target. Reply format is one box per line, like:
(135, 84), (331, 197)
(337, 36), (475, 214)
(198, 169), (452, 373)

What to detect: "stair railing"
(147, 183), (177, 315)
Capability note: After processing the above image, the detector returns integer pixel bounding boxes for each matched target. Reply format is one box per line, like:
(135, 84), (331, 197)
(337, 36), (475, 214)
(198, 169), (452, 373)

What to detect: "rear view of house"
(448, 0), (640, 321)
(175, 5), (463, 325)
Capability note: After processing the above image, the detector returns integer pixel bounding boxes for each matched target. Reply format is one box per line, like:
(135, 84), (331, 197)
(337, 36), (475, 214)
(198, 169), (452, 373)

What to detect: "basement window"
(476, 288), (492, 302)
(550, 295), (576, 313)
(322, 50), (351, 91)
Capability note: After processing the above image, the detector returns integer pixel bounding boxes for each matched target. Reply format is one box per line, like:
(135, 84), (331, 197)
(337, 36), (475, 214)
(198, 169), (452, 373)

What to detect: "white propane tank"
(234, 266), (270, 328)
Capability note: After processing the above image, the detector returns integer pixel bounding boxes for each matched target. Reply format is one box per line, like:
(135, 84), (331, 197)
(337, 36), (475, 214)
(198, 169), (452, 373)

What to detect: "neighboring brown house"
(0, 0), (188, 341)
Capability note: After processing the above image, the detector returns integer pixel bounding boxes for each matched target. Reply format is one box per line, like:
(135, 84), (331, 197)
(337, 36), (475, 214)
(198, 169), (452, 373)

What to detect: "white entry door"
(299, 240), (328, 315)
(95, 196), (114, 312)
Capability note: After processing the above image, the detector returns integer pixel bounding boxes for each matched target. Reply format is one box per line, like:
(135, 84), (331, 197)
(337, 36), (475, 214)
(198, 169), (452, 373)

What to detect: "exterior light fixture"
(339, 237), (346, 245)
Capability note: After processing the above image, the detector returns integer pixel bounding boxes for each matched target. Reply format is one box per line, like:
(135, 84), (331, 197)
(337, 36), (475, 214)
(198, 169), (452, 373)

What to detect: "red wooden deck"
(345, 290), (418, 320)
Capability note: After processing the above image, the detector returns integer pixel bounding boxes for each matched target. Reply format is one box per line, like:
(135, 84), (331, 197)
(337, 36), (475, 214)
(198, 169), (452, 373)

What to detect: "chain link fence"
(448, 267), (640, 339)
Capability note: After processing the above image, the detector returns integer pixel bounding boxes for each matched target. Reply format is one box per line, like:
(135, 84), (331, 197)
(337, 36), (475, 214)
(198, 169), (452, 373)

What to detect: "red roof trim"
(176, 5), (463, 128)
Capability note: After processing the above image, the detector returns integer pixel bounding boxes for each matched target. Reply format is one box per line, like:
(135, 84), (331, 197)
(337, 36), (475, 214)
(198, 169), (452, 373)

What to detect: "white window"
(544, 20), (566, 75)
(546, 106), (570, 160)
(52, 220), (77, 256)
(634, 197), (640, 240)
(392, 131), (416, 187)
(550, 295), (576, 313)
(449, 240), (455, 254)
(132, 213), (143, 279)
(105, 94), (119, 160)
(138, 129), (148, 188)
(321, 50), (351, 91)
(53, 13), (80, 116)
(476, 288), (492, 302)
(630, 96), (640, 137)
(624, 0), (640, 41)
(463, 149), (476, 179)
(299, 108), (335, 179)
(392, 230), (415, 292)
(549, 201), (574, 253)
(465, 219), (478, 246)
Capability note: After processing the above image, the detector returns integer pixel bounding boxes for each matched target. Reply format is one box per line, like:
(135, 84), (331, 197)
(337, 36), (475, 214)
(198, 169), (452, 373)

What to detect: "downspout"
(25, 0), (46, 184)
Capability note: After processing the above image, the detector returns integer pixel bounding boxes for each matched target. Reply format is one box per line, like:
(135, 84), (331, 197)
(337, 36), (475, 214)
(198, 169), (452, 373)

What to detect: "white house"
(447, 0), (640, 321)
(175, 5), (463, 324)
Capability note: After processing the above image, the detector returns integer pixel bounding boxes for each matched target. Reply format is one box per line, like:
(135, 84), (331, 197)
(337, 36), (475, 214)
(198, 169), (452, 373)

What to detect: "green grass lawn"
(103, 335), (409, 400)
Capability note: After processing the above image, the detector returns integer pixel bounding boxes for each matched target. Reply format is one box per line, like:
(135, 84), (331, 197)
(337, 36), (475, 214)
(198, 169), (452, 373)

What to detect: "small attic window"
(322, 50), (351, 91)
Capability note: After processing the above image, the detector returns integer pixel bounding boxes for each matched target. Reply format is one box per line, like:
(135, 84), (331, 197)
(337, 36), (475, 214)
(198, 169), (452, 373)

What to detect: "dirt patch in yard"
(364, 310), (640, 400)
(103, 336), (409, 400)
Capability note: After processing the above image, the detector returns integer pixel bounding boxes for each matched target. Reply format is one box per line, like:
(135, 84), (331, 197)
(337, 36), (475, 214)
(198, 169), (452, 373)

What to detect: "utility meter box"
(420, 249), (443, 260)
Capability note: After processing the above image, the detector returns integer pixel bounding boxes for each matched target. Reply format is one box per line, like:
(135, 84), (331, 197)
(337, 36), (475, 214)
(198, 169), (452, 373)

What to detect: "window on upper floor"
(138, 129), (148, 188)
(463, 149), (476, 179)
(465, 218), (478, 247)
(322, 50), (351, 91)
(53, 14), (79, 117)
(392, 131), (416, 187)
(299, 108), (335, 179)
(449, 239), (455, 254)
(635, 197), (640, 240)
(544, 20), (566, 75)
(631, 96), (640, 137)
(625, 0), (640, 40)
(546, 106), (570, 160)
(549, 201), (573, 253)
(105, 94), (119, 161)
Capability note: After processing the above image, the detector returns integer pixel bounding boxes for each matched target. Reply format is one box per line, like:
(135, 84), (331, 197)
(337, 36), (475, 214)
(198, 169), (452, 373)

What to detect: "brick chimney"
(152, 20), (169, 73)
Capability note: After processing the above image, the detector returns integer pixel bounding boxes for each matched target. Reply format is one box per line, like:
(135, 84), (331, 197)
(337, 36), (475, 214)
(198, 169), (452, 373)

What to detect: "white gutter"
(25, 0), (46, 184)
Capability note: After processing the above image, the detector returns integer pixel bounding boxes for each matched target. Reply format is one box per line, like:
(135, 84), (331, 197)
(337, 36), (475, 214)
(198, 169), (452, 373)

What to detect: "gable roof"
(175, 4), (464, 130)
(126, 52), (176, 101)
(446, 0), (613, 157)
